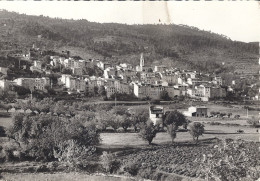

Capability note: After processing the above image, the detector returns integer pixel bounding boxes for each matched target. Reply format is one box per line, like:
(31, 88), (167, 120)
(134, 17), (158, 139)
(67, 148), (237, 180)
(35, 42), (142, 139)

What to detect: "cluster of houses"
(1, 50), (259, 101)
(54, 53), (229, 100)
(0, 52), (231, 101)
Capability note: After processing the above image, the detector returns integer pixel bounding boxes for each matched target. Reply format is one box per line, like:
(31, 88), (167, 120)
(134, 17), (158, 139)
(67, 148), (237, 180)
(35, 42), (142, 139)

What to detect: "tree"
(138, 121), (158, 145)
(164, 110), (187, 143)
(130, 108), (149, 132)
(120, 115), (132, 132)
(98, 85), (106, 97)
(107, 114), (123, 131)
(160, 90), (170, 101)
(6, 113), (100, 161)
(167, 123), (177, 143)
(94, 86), (99, 96)
(112, 107), (132, 132)
(189, 122), (205, 142)
(95, 110), (110, 131)
(61, 67), (72, 74)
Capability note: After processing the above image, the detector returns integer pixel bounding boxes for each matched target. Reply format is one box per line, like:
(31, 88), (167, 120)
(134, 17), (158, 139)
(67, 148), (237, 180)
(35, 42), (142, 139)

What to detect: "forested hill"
(0, 10), (258, 74)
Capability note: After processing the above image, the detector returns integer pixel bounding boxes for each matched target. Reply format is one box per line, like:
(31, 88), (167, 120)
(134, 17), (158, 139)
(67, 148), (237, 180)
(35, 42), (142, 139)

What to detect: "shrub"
(123, 162), (139, 176)
(54, 140), (97, 163)
(247, 117), (260, 128)
(234, 115), (240, 119)
(100, 151), (121, 173)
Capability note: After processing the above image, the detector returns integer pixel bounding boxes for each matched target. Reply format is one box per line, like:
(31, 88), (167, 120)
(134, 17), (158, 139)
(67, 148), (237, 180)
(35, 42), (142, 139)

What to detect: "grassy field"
(100, 124), (259, 147)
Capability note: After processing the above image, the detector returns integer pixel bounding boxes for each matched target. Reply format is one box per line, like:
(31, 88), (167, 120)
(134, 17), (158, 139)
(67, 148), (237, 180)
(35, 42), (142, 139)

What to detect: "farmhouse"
(183, 106), (208, 117)
(149, 105), (164, 125)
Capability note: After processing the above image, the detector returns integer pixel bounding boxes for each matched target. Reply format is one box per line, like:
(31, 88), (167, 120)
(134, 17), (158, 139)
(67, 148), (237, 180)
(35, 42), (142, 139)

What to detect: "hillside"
(0, 10), (258, 74)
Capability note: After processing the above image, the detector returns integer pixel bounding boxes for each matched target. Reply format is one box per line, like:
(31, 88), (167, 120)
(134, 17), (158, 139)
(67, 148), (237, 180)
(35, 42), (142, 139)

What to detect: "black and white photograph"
(0, 1), (259, 181)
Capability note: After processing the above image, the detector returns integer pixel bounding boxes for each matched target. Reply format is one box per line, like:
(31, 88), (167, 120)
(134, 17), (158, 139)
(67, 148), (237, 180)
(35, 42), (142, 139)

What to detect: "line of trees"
(3, 98), (207, 164)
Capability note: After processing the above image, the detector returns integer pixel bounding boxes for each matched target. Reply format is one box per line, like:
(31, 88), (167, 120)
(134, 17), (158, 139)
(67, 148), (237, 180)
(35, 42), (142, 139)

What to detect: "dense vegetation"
(0, 10), (258, 74)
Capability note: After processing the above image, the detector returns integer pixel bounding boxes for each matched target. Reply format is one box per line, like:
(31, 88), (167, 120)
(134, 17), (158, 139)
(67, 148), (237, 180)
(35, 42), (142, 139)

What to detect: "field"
(101, 124), (259, 146)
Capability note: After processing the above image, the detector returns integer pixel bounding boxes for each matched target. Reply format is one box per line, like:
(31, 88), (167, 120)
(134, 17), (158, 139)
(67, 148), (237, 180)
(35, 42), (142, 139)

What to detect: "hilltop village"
(1, 45), (258, 103)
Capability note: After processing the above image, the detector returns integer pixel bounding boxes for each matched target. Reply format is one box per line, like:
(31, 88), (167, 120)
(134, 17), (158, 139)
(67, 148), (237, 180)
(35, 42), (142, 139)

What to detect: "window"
(156, 114), (159, 118)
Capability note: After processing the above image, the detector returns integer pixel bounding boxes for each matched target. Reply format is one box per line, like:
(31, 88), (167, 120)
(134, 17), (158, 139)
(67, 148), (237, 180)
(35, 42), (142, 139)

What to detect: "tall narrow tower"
(140, 53), (144, 71)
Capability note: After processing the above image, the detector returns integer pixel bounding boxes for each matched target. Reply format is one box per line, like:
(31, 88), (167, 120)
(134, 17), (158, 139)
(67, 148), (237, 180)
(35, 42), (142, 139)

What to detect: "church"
(136, 53), (153, 72)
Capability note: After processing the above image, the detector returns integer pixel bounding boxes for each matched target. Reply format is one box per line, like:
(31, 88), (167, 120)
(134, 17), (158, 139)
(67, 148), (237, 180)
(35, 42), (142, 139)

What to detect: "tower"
(140, 53), (144, 71)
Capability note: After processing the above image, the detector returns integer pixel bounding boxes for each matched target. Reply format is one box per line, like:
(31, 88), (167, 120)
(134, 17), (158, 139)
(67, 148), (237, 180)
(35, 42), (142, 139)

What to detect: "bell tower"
(140, 53), (144, 71)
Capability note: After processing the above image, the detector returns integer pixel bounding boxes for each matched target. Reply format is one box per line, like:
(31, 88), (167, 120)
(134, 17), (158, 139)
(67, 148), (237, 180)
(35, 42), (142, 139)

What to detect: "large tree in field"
(164, 110), (188, 143)
(138, 121), (158, 145)
(189, 122), (205, 143)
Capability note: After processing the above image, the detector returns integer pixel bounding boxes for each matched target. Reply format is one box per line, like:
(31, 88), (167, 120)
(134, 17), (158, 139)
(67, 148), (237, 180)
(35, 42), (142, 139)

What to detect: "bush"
(54, 140), (97, 163)
(6, 113), (100, 161)
(247, 117), (260, 128)
(100, 151), (120, 173)
(123, 162), (139, 176)
(234, 115), (240, 119)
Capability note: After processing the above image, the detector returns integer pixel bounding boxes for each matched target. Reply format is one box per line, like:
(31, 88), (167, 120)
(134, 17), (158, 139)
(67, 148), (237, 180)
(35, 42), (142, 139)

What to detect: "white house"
(183, 106), (208, 117)
(149, 106), (164, 125)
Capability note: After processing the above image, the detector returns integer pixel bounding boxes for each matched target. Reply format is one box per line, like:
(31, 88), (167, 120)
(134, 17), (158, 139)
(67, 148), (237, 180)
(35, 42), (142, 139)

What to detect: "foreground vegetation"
(0, 98), (259, 181)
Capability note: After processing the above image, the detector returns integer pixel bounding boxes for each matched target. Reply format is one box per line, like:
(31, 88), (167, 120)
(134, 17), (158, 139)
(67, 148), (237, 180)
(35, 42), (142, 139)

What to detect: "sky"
(0, 1), (260, 43)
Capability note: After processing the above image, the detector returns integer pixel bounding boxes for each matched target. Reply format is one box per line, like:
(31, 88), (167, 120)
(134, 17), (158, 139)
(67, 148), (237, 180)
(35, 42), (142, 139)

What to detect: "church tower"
(140, 53), (144, 71)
